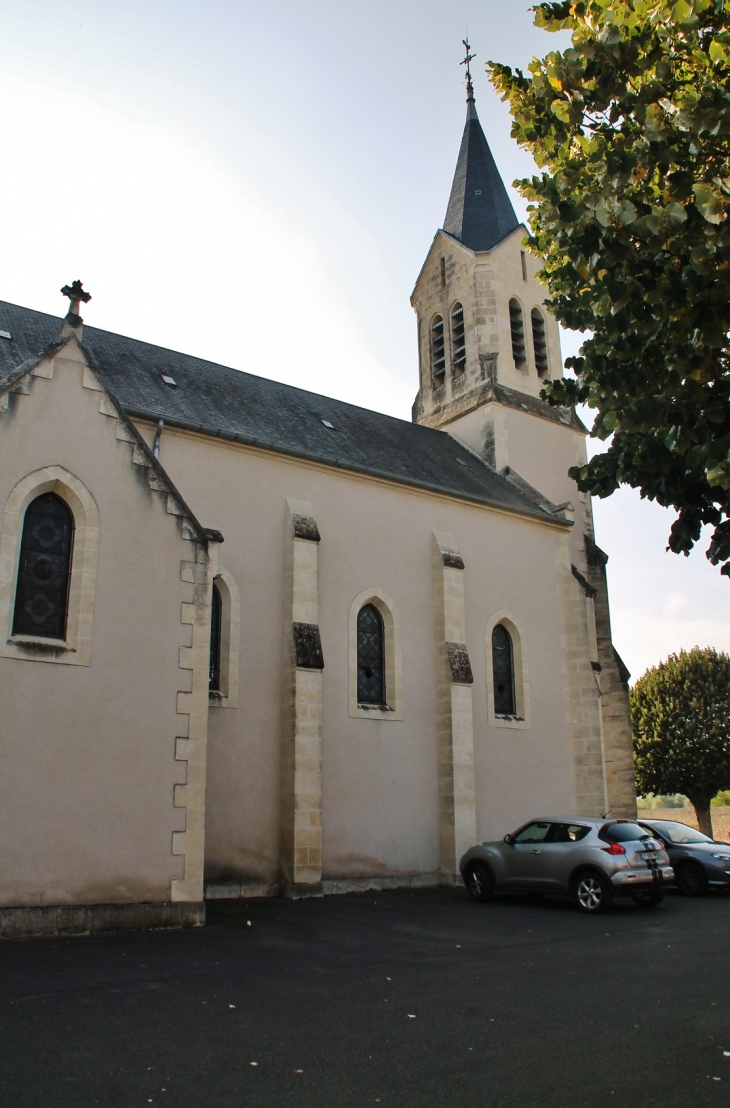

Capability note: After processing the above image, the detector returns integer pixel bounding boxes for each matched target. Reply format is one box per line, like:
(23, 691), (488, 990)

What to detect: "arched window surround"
(485, 611), (530, 730)
(0, 466), (100, 666)
(208, 565), (240, 708)
(348, 587), (403, 721)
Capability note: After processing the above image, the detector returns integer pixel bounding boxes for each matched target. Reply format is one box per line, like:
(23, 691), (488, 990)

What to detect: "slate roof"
(0, 299), (562, 524)
(443, 93), (520, 253)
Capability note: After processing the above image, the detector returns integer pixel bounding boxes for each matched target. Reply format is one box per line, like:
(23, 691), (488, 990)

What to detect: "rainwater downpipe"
(153, 419), (164, 459)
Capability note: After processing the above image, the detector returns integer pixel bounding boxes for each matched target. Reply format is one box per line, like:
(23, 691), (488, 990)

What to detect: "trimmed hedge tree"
(631, 647), (730, 835)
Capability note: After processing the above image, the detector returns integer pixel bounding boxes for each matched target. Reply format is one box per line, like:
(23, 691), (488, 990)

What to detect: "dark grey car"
(460, 817), (673, 913)
(639, 818), (730, 896)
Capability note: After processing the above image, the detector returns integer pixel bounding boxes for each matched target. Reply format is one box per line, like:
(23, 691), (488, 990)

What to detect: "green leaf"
(709, 38), (730, 65)
(694, 183), (727, 224)
(550, 99), (572, 123)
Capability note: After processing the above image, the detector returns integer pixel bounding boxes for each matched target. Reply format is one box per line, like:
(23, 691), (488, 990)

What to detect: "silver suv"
(460, 817), (674, 913)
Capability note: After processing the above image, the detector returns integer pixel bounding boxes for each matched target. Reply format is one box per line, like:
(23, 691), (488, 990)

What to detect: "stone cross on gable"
(60, 280), (92, 338)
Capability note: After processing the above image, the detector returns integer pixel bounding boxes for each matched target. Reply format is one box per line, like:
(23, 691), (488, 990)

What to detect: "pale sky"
(2, 0), (728, 680)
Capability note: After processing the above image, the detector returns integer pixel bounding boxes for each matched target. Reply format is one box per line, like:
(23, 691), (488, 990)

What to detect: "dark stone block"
(281, 881), (323, 900)
(445, 642), (474, 684)
(291, 513), (321, 542)
(0, 901), (205, 939)
(293, 622), (324, 670)
(1, 907), (55, 938)
(56, 906), (90, 934)
(441, 550), (465, 570)
(571, 564), (598, 599)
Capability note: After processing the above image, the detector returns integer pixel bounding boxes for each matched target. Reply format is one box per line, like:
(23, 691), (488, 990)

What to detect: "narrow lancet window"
(492, 624), (516, 716)
(357, 604), (385, 706)
(509, 300), (526, 368)
(451, 303), (466, 374)
(531, 309), (548, 376)
(209, 583), (222, 691)
(13, 493), (74, 640)
(431, 315), (446, 385)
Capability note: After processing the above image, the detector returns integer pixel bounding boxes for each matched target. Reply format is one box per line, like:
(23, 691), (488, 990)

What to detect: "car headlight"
(712, 853), (730, 861)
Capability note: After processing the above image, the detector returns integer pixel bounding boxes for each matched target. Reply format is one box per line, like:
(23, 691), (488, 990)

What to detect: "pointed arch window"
(431, 315), (446, 385)
(492, 624), (515, 716)
(509, 300), (526, 368)
(209, 582), (222, 691)
(451, 302), (466, 374)
(12, 493), (74, 640)
(531, 309), (548, 376)
(357, 603), (385, 706)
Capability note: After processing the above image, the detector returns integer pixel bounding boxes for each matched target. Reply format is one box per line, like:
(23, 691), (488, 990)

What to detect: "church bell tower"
(410, 53), (569, 498)
(411, 49), (638, 821)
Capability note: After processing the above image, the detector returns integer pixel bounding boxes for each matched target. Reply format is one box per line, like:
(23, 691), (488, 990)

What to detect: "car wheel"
(465, 862), (494, 903)
(631, 891), (664, 908)
(676, 862), (708, 897)
(573, 871), (613, 914)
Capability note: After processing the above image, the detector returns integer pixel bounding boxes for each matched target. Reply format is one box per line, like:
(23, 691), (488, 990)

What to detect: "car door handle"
(531, 850), (541, 855)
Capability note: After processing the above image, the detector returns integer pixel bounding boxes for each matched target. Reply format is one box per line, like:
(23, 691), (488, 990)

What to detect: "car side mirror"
(504, 834), (512, 844)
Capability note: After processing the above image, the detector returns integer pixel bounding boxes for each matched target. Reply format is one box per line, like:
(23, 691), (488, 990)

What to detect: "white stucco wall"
(137, 421), (587, 886)
(0, 351), (201, 907)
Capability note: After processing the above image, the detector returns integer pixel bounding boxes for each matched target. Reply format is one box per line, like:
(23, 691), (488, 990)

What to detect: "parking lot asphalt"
(1, 886), (728, 1108)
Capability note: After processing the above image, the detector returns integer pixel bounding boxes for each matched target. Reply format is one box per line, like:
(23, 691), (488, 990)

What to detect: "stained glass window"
(492, 624), (515, 716)
(209, 583), (222, 691)
(12, 493), (74, 640)
(357, 604), (385, 706)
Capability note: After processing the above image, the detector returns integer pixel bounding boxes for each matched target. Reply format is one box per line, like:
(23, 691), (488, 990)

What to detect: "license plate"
(642, 851), (659, 861)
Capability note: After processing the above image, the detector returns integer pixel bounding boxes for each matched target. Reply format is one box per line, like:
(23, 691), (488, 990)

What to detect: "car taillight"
(601, 843), (626, 855)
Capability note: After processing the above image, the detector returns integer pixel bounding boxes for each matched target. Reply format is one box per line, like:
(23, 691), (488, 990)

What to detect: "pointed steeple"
(443, 52), (520, 253)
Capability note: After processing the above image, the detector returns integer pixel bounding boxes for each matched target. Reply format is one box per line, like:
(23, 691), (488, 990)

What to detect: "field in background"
(644, 806), (730, 843)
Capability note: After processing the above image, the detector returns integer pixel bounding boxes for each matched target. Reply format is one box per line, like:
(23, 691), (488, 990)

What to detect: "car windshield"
(601, 822), (652, 843)
(644, 822), (714, 845)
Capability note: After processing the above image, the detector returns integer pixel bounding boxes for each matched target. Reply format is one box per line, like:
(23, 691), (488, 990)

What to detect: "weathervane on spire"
(461, 37), (476, 101)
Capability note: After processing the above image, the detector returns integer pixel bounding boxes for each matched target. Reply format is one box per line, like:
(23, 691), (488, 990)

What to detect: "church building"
(0, 76), (635, 936)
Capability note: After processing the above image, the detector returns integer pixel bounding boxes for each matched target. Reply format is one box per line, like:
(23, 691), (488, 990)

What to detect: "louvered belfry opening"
(431, 315), (446, 385)
(209, 582), (222, 691)
(451, 303), (466, 375)
(357, 603), (385, 706)
(531, 309), (548, 376)
(13, 492), (74, 640)
(492, 624), (516, 716)
(509, 300), (526, 368)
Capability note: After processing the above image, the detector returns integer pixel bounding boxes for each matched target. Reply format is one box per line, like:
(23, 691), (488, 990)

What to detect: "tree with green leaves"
(490, 0), (730, 572)
(630, 646), (730, 834)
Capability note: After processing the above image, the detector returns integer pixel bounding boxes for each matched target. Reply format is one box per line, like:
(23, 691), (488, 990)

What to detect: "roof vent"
(321, 419), (334, 429)
(0, 330), (11, 340)
(161, 374), (177, 387)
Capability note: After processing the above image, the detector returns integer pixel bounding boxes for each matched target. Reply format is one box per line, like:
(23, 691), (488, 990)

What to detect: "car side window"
(513, 822), (552, 844)
(550, 823), (589, 843)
